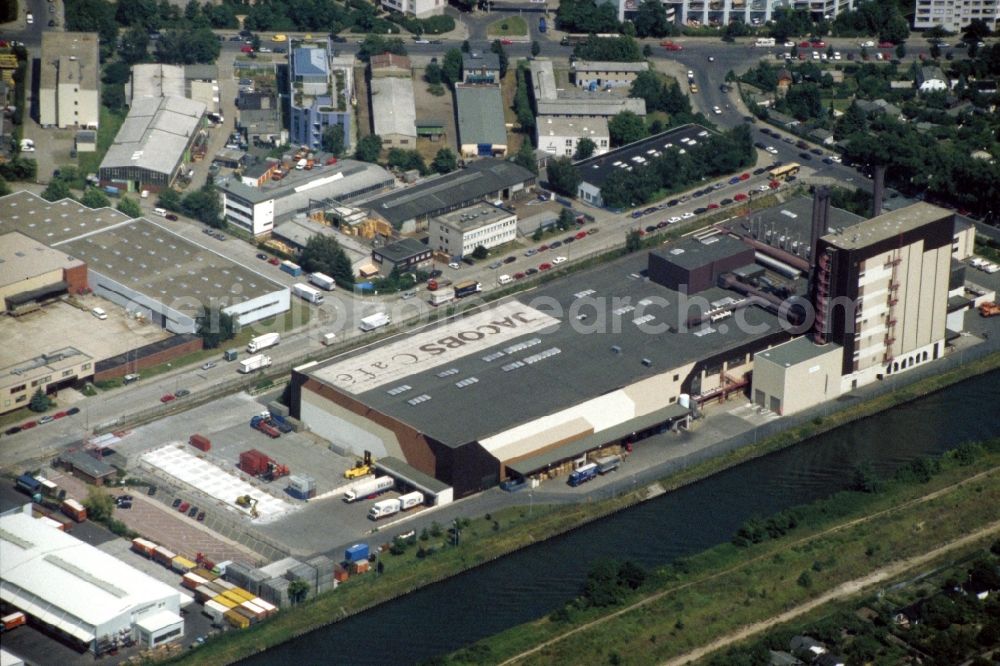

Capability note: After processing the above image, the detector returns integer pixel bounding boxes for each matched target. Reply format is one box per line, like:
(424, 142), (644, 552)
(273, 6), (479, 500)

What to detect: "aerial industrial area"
(1, 0), (999, 662)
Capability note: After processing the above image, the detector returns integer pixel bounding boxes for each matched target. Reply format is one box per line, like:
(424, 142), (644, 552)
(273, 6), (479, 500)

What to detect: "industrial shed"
(0, 512), (188, 654)
(648, 234), (755, 294)
(370, 77), (417, 149)
(454, 85), (508, 158)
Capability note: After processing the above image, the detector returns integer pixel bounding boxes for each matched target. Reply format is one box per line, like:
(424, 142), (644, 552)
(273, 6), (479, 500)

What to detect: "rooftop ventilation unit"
(611, 345), (621, 354)
(641, 358), (652, 367)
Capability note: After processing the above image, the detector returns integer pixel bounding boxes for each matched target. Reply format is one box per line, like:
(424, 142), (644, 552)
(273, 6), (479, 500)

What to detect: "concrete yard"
(3, 298), (171, 368)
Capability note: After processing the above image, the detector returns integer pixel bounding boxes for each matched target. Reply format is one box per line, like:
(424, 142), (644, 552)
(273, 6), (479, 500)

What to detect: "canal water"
(246, 371), (1000, 665)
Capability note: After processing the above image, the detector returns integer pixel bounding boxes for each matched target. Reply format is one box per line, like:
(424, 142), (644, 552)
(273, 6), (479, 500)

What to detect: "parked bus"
(769, 162), (801, 181)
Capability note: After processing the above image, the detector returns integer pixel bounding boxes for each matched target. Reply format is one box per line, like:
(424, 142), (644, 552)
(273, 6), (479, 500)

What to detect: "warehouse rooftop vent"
(641, 358), (652, 367)
(611, 345), (621, 354)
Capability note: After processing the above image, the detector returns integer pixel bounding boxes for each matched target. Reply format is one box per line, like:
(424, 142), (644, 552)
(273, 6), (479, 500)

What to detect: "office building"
(39, 32), (99, 129)
(429, 203), (518, 258)
(289, 45), (354, 152)
(914, 0), (1000, 32)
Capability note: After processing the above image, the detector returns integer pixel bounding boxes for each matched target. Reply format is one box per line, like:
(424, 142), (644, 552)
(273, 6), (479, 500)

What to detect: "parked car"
(539, 263), (552, 271)
(160, 394), (175, 403)
(504, 256), (516, 264)
(174, 389), (191, 398)
(38, 415), (54, 424)
(173, 499), (183, 508)
(178, 501), (190, 512)
(256, 253), (268, 260)
(197, 511), (206, 522)
(188, 505), (199, 517)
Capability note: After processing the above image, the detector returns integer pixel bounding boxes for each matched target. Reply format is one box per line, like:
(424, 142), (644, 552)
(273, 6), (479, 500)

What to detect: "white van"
(140, 190), (149, 199)
(153, 207), (167, 217)
(91, 307), (108, 320)
(498, 274), (513, 285)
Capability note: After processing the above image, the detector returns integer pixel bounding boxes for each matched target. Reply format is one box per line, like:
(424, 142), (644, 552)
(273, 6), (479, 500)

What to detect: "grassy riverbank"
(168, 351), (1000, 665)
(444, 441), (1000, 665)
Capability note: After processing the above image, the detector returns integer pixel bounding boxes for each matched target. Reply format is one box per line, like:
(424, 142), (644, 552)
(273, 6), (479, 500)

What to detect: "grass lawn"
(78, 106), (125, 176)
(487, 16), (527, 37)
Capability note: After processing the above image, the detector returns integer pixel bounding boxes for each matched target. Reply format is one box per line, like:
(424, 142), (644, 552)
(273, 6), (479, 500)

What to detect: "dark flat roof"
(374, 237), (429, 263)
(652, 234), (750, 271)
(575, 124), (712, 188)
(361, 159), (535, 228)
(60, 450), (115, 478)
(306, 250), (786, 447)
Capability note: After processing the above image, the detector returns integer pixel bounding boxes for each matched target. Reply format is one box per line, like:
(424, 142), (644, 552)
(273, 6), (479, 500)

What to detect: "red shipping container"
(190, 434), (211, 451)
(239, 449), (269, 476)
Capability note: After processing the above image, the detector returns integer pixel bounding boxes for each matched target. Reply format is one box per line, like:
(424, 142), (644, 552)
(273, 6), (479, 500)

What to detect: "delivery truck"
(429, 287), (455, 306)
(309, 272), (336, 291)
(454, 280), (482, 298)
(359, 312), (390, 332)
(239, 354), (272, 373)
(368, 498), (401, 520)
(343, 475), (394, 502)
(398, 491), (424, 511)
(247, 332), (280, 353)
(568, 462), (598, 487)
(61, 498), (87, 522)
(292, 282), (324, 304)
(595, 455), (622, 474)
(321, 332), (337, 346)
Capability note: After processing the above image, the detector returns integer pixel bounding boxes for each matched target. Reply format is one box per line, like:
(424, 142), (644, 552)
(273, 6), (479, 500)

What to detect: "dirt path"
(663, 519), (1000, 665)
(499, 467), (1000, 666)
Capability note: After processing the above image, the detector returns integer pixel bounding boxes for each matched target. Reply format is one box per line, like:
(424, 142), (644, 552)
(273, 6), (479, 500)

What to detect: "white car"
(712, 106), (722, 115)
(860, 40), (875, 48)
(448, 262), (460, 269)
(668, 216), (682, 224)
(681, 211), (694, 219)
(552, 256), (567, 265)
(414, 39), (430, 44)
(830, 155), (842, 163)
(766, 146), (778, 154)
(812, 51), (819, 60)
(758, 184), (771, 192)
(833, 51), (842, 60)
(784, 41), (795, 47)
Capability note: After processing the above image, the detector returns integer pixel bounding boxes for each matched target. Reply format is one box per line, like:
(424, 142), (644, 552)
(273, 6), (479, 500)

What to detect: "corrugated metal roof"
(370, 77), (417, 140)
(455, 85), (507, 147)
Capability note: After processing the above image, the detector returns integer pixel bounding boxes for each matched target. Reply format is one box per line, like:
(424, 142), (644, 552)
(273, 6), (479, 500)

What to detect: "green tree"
(835, 101), (868, 139)
(608, 110), (647, 146)
(490, 40), (509, 79)
(80, 187), (111, 209)
(511, 140), (538, 175)
(625, 229), (643, 252)
(181, 181), (223, 227)
(157, 188), (182, 212)
(65, 0), (118, 57)
(115, 0), (160, 32)
(431, 148), (458, 174)
(354, 135), (383, 163)
(387, 148), (427, 175)
(300, 235), (354, 286)
(117, 196), (143, 218)
(513, 63), (535, 131)
(321, 126), (345, 156)
(288, 579), (310, 604)
(557, 207), (575, 230)
(532, 227), (543, 241)
(29, 388), (51, 413)
(425, 61), (443, 85)
(895, 42), (907, 59)
(850, 461), (883, 493)
(0, 176), (9, 197)
(574, 137), (596, 160)
(442, 48), (463, 88)
(118, 27), (150, 65)
(196, 307), (235, 349)
(546, 156), (581, 196)
(472, 245), (489, 260)
(155, 27), (220, 64)
(41, 179), (72, 202)
(531, 40), (541, 57)
(460, 40), (471, 53)
(634, 0), (670, 37)
(83, 488), (116, 522)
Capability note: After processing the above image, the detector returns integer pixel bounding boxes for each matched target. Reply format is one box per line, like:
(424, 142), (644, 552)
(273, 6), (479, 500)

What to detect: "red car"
(539, 262), (552, 271)
(734, 193), (748, 202)
(160, 394), (176, 403)
(811, 40), (825, 48)
(178, 501), (190, 513)
(799, 41), (810, 48)
(268, 257), (280, 265)
(575, 231), (587, 239)
(500, 38), (512, 45)
(514, 272), (525, 280)
(539, 244), (549, 251)
(241, 45), (253, 53)
(707, 203), (719, 210)
(21, 421), (37, 430)
(878, 41), (893, 48)
(739, 173), (750, 181)
(769, 180), (780, 189)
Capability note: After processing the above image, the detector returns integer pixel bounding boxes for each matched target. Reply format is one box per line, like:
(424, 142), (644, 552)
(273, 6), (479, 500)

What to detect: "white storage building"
(0, 512), (188, 654)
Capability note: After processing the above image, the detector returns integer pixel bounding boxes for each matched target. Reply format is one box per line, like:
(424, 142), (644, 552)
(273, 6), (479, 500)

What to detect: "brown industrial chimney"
(810, 186), (830, 270)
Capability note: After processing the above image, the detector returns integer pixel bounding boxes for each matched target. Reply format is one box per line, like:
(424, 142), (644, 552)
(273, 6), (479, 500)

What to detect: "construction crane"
(344, 450), (375, 479)
(235, 495), (260, 518)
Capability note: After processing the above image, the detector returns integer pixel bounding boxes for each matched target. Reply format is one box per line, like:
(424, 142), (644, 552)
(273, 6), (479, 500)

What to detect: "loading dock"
(373, 457), (454, 507)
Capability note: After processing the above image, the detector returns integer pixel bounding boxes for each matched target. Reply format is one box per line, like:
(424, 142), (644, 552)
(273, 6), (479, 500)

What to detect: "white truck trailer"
(359, 312), (391, 332)
(398, 491), (424, 511)
(292, 283), (324, 304)
(247, 332), (280, 353)
(239, 354), (272, 373)
(343, 476), (394, 502)
(309, 272), (336, 291)
(368, 498), (402, 520)
(429, 287), (455, 306)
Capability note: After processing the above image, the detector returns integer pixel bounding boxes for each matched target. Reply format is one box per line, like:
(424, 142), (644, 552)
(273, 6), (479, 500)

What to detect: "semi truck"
(454, 280), (482, 298)
(398, 491), (424, 511)
(239, 354), (272, 373)
(309, 272), (336, 291)
(292, 283), (324, 304)
(368, 498), (401, 520)
(429, 287), (455, 306)
(754, 37), (776, 47)
(343, 475), (394, 502)
(568, 462), (599, 487)
(247, 332), (280, 353)
(359, 312), (390, 332)
(595, 455), (622, 474)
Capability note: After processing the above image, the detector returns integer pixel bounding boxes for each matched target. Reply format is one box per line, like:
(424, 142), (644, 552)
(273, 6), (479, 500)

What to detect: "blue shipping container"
(16, 473), (41, 494)
(286, 487), (310, 501)
(279, 261), (303, 276)
(345, 543), (369, 563)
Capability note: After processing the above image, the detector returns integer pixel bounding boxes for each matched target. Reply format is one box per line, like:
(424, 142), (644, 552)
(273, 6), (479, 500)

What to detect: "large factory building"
(291, 247), (792, 497)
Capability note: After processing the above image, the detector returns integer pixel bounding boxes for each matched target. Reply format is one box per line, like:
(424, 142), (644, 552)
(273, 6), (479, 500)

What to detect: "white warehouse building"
(536, 116), (610, 158)
(429, 203), (518, 259)
(0, 511), (189, 654)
